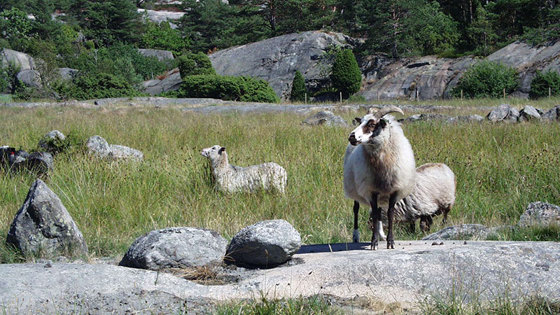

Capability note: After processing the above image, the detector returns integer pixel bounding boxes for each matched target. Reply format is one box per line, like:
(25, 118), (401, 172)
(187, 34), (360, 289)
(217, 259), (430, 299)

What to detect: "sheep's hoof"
(387, 240), (395, 249)
(370, 241), (378, 250)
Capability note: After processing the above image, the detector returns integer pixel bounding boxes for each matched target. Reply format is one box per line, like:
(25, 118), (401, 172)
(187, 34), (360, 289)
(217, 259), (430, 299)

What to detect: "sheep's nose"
(348, 133), (358, 146)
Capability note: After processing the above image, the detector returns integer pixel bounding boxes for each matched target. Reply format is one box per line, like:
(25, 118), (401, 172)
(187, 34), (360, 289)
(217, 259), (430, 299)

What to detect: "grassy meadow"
(0, 100), (559, 262)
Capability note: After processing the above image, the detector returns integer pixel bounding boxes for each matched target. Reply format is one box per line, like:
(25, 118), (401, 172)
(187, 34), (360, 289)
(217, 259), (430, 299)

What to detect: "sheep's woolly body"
(202, 145), (287, 193)
(393, 163), (455, 228)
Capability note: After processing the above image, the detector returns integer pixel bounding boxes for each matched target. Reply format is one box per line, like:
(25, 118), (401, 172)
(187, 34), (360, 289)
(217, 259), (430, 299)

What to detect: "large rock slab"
(86, 135), (143, 161)
(17, 70), (41, 88)
(119, 227), (227, 270)
(225, 219), (301, 268)
(518, 202), (560, 227)
(142, 69), (182, 95)
(519, 105), (542, 121)
(6, 179), (88, 258)
(209, 31), (352, 100)
(2, 241), (560, 313)
(1, 48), (35, 71)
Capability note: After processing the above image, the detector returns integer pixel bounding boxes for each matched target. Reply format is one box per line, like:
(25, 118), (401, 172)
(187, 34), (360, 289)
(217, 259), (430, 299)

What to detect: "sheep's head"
(201, 145), (226, 160)
(348, 106), (404, 146)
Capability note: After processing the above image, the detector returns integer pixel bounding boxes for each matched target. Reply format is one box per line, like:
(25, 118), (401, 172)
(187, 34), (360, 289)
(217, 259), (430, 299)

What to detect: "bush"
(529, 70), (560, 99)
(452, 60), (518, 98)
(55, 72), (142, 100)
(330, 49), (362, 99)
(177, 52), (216, 78)
(178, 75), (278, 103)
(290, 70), (306, 102)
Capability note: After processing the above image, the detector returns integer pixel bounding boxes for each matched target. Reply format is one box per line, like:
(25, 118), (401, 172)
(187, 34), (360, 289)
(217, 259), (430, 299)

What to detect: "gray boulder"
(86, 135), (111, 158)
(519, 105), (541, 121)
(404, 113), (448, 123)
(518, 202), (560, 227)
(38, 130), (66, 153)
(302, 110), (348, 127)
(142, 69), (182, 95)
(422, 224), (491, 240)
(210, 31), (352, 100)
(57, 68), (78, 81)
(138, 49), (174, 61)
(225, 219), (301, 268)
(109, 145), (144, 162)
(6, 179), (88, 258)
(1, 48), (35, 71)
(138, 9), (186, 27)
(446, 114), (485, 124)
(86, 135), (143, 161)
(17, 70), (41, 88)
(542, 105), (560, 121)
(487, 104), (520, 122)
(119, 227), (227, 270)
(25, 152), (53, 175)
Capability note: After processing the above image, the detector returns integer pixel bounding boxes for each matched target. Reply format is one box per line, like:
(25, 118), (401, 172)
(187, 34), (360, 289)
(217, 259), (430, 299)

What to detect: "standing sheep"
(201, 145), (287, 193)
(385, 163), (456, 233)
(344, 106), (416, 249)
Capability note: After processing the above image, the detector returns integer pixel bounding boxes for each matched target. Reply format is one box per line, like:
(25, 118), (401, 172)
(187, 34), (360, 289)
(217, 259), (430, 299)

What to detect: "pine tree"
(330, 49), (362, 99)
(290, 70), (306, 102)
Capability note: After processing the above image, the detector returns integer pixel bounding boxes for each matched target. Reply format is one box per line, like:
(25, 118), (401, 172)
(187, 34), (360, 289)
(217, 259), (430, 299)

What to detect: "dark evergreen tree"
(290, 70), (306, 102)
(330, 49), (361, 99)
(530, 70), (560, 99)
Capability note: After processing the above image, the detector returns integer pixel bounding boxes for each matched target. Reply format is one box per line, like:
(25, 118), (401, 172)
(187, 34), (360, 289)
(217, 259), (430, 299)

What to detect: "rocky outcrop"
(209, 31), (353, 100)
(359, 55), (476, 101)
(225, 219), (301, 268)
(142, 69), (182, 95)
(1, 48), (35, 71)
(138, 9), (185, 28)
(17, 70), (41, 88)
(119, 227), (228, 270)
(6, 179), (88, 258)
(138, 49), (175, 61)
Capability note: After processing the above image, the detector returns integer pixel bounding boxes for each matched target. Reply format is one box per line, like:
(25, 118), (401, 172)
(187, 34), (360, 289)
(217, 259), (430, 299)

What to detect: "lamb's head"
(201, 145), (226, 161)
(348, 106), (404, 147)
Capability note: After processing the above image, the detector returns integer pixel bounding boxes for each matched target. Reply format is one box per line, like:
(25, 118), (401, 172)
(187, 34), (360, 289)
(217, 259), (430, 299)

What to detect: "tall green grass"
(0, 105), (559, 261)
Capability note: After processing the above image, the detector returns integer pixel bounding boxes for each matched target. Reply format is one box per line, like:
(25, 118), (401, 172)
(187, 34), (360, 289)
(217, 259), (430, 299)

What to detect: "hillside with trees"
(0, 0), (559, 101)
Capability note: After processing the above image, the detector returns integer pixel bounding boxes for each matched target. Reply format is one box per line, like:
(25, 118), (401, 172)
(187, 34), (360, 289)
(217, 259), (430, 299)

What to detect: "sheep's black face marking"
(218, 147), (225, 155)
(362, 119), (377, 134)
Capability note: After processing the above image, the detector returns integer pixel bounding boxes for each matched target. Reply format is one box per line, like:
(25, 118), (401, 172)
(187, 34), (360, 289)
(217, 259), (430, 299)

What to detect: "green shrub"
(290, 70), (306, 102)
(0, 66), (8, 93)
(55, 72), (142, 100)
(177, 52), (216, 78)
(330, 49), (362, 99)
(453, 60), (518, 98)
(529, 70), (560, 99)
(179, 75), (278, 103)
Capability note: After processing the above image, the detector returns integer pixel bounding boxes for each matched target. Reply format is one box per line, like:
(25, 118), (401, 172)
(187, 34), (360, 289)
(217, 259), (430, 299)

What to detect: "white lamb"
(201, 145), (287, 193)
(344, 106), (416, 249)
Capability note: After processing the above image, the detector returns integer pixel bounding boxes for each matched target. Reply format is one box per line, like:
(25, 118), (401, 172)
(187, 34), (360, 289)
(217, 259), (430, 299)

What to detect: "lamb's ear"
(353, 117), (361, 126)
(218, 147), (226, 155)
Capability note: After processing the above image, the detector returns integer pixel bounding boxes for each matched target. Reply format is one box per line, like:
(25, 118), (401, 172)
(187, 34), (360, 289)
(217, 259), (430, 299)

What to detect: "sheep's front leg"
(387, 192), (398, 249)
(352, 201), (360, 243)
(369, 193), (380, 250)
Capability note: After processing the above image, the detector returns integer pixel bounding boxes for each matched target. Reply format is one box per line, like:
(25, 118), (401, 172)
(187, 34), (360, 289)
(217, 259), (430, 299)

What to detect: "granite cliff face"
(209, 31), (354, 100)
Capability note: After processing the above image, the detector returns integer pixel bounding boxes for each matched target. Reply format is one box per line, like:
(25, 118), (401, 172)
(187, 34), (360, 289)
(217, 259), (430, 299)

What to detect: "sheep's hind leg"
(352, 201), (360, 243)
(369, 193), (380, 250)
(387, 192), (398, 249)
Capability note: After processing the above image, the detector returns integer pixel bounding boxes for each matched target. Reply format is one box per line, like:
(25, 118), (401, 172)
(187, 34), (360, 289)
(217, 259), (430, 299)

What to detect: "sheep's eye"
(366, 120), (376, 127)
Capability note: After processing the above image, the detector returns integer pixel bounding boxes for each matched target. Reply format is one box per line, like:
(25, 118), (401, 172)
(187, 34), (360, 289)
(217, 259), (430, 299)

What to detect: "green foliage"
(330, 49), (362, 99)
(290, 71), (306, 102)
(216, 296), (340, 315)
(140, 21), (188, 52)
(68, 0), (141, 46)
(179, 75), (278, 103)
(55, 72), (142, 100)
(177, 52), (216, 78)
(0, 7), (32, 51)
(452, 61), (518, 98)
(529, 70), (560, 99)
(0, 66), (8, 93)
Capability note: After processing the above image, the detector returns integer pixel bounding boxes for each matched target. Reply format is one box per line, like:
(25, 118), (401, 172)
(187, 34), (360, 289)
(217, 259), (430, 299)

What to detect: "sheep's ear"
(353, 117), (361, 126)
(218, 147), (226, 155)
